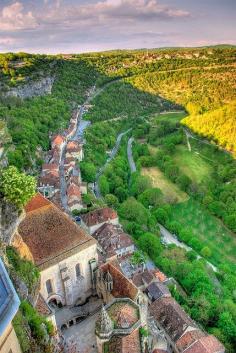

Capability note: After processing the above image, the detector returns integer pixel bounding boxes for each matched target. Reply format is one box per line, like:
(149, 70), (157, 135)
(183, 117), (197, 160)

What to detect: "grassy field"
(155, 111), (187, 123)
(173, 145), (213, 184)
(142, 166), (189, 203)
(169, 199), (236, 267)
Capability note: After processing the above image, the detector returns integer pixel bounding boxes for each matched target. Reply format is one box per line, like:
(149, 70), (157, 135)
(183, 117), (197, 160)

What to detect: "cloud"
(0, 2), (38, 31)
(42, 0), (190, 28)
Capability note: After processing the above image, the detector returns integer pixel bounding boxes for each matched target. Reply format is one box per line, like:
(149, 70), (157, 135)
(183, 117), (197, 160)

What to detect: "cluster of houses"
(38, 108), (87, 212)
(1, 191), (225, 353)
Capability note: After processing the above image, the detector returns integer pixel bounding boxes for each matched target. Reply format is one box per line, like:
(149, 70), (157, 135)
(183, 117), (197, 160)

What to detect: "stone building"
(92, 223), (135, 261)
(81, 207), (119, 234)
(0, 258), (22, 353)
(66, 141), (83, 161)
(15, 193), (98, 307)
(149, 297), (225, 353)
(95, 299), (142, 353)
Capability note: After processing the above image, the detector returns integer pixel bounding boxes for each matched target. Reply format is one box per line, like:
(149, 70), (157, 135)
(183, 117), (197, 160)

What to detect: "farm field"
(169, 199), (236, 268)
(141, 166), (189, 203)
(173, 145), (213, 184)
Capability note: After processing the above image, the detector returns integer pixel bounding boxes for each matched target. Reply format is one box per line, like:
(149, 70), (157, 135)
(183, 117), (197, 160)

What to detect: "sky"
(0, 0), (235, 54)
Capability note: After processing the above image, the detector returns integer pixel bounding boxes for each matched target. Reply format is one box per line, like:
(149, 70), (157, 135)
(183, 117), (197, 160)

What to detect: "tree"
(138, 188), (163, 208)
(98, 175), (109, 196)
(176, 174), (191, 191)
(131, 251), (147, 267)
(105, 194), (119, 209)
(154, 207), (169, 224)
(130, 174), (152, 197)
(138, 232), (162, 259)
(201, 246), (212, 259)
(119, 197), (149, 226)
(80, 162), (96, 182)
(0, 166), (36, 208)
(115, 186), (128, 202)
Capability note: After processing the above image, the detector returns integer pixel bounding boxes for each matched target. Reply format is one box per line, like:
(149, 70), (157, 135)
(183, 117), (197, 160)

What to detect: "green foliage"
(119, 197), (149, 226)
(137, 232), (162, 259)
(99, 175), (110, 196)
(130, 251), (147, 266)
(80, 162), (96, 182)
(0, 166), (36, 208)
(105, 194), (119, 209)
(130, 173), (152, 197)
(138, 188), (163, 208)
(6, 246), (40, 293)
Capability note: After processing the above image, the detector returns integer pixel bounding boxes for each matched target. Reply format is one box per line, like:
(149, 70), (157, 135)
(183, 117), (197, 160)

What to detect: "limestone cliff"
(0, 196), (22, 245)
(4, 76), (55, 99)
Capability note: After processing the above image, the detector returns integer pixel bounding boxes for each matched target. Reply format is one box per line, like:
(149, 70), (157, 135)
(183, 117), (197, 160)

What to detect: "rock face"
(0, 196), (23, 245)
(5, 76), (55, 99)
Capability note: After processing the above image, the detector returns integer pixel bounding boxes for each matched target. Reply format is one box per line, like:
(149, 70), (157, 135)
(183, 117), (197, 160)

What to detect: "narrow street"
(127, 137), (136, 173)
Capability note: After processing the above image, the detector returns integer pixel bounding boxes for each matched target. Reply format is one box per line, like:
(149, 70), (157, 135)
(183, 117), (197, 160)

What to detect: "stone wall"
(40, 243), (98, 306)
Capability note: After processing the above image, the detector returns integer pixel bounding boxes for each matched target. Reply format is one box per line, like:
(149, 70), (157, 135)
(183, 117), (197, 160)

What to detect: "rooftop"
(52, 135), (64, 146)
(92, 223), (133, 258)
(146, 282), (171, 301)
(19, 193), (96, 269)
(150, 297), (197, 342)
(183, 335), (225, 353)
(35, 293), (52, 317)
(0, 258), (20, 335)
(107, 327), (141, 353)
(81, 207), (118, 227)
(100, 261), (138, 301)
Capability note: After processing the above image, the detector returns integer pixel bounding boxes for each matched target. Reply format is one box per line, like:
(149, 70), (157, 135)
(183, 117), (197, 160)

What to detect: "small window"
(46, 279), (53, 295)
(75, 264), (81, 278)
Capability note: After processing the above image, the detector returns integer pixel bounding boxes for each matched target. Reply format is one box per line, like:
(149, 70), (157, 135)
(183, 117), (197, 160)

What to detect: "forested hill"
(0, 47), (235, 170)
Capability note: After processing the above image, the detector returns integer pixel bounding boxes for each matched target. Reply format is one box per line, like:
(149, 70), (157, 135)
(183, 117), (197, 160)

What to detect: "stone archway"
(48, 294), (64, 308)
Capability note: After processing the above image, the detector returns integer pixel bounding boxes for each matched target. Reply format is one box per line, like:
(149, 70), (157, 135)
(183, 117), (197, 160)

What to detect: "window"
(75, 264), (81, 278)
(46, 279), (53, 295)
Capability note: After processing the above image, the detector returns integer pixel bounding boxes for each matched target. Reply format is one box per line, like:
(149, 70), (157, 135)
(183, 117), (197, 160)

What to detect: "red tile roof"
(81, 207), (118, 227)
(52, 135), (64, 146)
(152, 269), (167, 282)
(100, 262), (138, 301)
(176, 330), (206, 351)
(25, 193), (51, 213)
(108, 328), (141, 353)
(132, 269), (155, 287)
(19, 193), (96, 268)
(67, 141), (81, 152)
(150, 297), (197, 342)
(183, 335), (225, 353)
(67, 183), (81, 198)
(42, 163), (59, 171)
(92, 223), (134, 258)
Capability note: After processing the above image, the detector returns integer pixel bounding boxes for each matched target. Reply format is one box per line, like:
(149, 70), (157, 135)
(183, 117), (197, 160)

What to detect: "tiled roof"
(52, 135), (64, 146)
(67, 141), (81, 152)
(42, 163), (59, 171)
(81, 207), (118, 227)
(108, 328), (141, 353)
(35, 293), (52, 316)
(176, 330), (206, 351)
(183, 335), (225, 353)
(150, 297), (197, 342)
(19, 193), (96, 268)
(152, 350), (168, 353)
(67, 183), (81, 198)
(132, 269), (155, 287)
(146, 282), (171, 301)
(92, 223), (133, 258)
(25, 192), (51, 213)
(152, 269), (167, 282)
(100, 262), (138, 300)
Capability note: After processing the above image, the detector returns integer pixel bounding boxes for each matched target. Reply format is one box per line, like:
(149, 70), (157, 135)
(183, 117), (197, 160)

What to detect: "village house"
(81, 207), (119, 234)
(66, 141), (83, 161)
(0, 258), (22, 353)
(15, 193), (98, 307)
(38, 163), (60, 198)
(64, 157), (76, 178)
(149, 297), (225, 353)
(67, 182), (83, 211)
(51, 135), (65, 154)
(92, 223), (135, 261)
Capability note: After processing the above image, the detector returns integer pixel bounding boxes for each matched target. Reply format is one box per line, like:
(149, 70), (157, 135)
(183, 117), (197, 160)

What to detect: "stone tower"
(96, 306), (113, 353)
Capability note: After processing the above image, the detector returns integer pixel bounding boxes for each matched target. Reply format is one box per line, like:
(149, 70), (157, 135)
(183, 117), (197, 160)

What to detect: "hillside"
(182, 101), (236, 154)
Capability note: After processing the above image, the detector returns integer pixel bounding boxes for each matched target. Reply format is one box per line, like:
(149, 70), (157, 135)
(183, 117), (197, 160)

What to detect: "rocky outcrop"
(0, 196), (23, 245)
(4, 76), (55, 99)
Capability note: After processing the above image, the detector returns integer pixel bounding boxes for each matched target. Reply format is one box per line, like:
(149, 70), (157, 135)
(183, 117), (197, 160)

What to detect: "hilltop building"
(0, 258), (21, 353)
(81, 207), (119, 234)
(15, 193), (98, 307)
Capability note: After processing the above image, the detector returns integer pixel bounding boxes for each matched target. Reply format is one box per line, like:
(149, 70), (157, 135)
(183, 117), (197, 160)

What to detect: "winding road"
(94, 128), (132, 198)
(159, 223), (217, 272)
(127, 137), (136, 173)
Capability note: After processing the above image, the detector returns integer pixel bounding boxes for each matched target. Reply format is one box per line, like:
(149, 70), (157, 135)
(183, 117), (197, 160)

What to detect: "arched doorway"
(48, 295), (64, 309)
